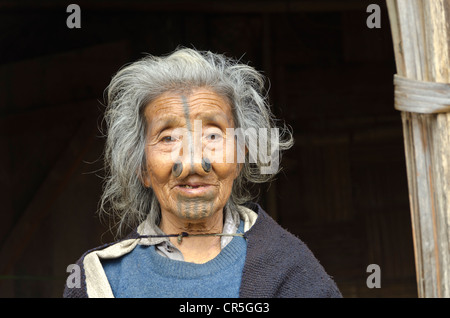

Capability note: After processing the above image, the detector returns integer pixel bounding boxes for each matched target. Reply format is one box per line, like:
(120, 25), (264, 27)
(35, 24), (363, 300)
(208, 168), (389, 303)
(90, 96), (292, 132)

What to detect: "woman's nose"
(172, 157), (211, 178)
(171, 137), (211, 178)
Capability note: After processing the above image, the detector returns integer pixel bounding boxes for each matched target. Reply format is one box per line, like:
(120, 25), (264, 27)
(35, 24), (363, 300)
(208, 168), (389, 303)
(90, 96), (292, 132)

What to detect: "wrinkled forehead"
(143, 87), (235, 128)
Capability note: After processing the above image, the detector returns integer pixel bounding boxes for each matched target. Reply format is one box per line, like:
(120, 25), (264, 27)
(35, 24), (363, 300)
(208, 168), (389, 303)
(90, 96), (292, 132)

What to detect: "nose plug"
(172, 158), (211, 177)
(172, 161), (183, 178)
(201, 158), (211, 173)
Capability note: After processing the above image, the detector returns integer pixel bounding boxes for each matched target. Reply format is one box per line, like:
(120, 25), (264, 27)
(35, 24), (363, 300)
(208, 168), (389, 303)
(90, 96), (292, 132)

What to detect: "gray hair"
(100, 47), (293, 237)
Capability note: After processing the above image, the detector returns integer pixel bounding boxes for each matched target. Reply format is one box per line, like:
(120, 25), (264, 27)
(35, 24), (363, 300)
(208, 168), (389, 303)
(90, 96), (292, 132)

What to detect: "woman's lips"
(174, 184), (214, 196)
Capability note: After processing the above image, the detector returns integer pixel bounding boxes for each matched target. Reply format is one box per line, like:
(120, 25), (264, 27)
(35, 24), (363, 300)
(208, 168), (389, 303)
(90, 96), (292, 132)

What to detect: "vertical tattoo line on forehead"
(181, 95), (195, 173)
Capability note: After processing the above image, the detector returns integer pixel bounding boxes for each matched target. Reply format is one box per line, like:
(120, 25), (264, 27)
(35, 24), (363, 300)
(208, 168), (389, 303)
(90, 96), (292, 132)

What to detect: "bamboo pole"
(386, 0), (450, 297)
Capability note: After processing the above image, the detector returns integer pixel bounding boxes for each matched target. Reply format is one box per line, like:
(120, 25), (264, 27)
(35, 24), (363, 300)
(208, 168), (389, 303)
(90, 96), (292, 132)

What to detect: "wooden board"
(386, 0), (450, 298)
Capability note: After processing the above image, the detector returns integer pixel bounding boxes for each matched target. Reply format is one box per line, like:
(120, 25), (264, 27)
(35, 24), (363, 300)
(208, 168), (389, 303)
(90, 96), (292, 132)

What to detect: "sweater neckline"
(143, 224), (246, 279)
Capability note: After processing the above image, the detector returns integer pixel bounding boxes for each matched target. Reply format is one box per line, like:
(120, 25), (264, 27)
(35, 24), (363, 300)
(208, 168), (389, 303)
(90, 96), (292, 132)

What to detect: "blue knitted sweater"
(102, 222), (247, 298)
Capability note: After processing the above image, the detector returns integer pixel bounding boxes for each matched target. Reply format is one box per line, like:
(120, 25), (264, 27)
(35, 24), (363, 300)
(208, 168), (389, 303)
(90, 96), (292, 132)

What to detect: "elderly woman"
(63, 48), (341, 298)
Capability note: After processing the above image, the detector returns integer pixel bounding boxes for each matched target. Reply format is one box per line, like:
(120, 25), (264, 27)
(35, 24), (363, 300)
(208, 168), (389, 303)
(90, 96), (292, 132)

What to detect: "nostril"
(172, 160), (183, 177)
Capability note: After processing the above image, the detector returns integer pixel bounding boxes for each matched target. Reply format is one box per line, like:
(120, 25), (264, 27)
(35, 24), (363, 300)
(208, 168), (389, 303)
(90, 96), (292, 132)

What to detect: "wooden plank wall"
(386, 0), (450, 297)
(0, 1), (417, 297)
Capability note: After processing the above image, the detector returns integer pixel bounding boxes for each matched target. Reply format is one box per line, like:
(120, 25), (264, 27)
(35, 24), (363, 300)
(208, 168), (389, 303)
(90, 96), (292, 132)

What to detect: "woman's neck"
(159, 209), (224, 264)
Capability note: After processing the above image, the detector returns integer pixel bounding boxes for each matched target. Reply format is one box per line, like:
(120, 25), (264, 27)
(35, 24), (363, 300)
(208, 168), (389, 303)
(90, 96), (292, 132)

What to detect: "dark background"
(0, 0), (417, 297)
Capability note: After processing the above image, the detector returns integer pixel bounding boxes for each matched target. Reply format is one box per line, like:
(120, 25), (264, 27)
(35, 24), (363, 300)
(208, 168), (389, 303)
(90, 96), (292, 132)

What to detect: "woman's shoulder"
(241, 202), (342, 298)
(63, 231), (140, 298)
(244, 203), (315, 261)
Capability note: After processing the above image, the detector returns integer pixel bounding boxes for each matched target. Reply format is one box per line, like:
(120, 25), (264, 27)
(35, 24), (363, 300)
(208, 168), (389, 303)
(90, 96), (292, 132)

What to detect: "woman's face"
(142, 87), (240, 221)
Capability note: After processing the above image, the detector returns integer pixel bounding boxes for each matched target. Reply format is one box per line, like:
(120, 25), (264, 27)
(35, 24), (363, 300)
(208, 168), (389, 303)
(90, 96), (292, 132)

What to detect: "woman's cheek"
(145, 149), (173, 185)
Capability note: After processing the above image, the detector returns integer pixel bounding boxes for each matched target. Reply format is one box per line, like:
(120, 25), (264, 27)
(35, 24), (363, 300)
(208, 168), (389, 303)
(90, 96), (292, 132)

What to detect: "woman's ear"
(139, 167), (152, 188)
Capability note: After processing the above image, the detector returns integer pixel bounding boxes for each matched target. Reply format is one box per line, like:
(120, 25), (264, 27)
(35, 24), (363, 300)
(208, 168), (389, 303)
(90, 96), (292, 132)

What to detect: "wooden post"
(386, 0), (450, 297)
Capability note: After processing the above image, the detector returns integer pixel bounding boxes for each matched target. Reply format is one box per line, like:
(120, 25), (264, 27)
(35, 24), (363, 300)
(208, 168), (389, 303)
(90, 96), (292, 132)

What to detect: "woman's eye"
(206, 133), (222, 141)
(161, 136), (176, 143)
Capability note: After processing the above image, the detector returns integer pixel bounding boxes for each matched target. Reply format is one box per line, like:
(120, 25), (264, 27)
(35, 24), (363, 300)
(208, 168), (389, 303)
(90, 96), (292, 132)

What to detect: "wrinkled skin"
(142, 87), (241, 263)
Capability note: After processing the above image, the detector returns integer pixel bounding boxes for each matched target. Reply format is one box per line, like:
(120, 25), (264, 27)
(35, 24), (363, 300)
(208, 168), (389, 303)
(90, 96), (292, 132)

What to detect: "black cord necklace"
(138, 232), (246, 244)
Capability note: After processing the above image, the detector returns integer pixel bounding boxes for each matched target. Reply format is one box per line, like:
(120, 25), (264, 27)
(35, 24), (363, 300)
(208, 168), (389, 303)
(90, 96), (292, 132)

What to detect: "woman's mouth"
(175, 183), (214, 196)
(179, 184), (202, 189)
